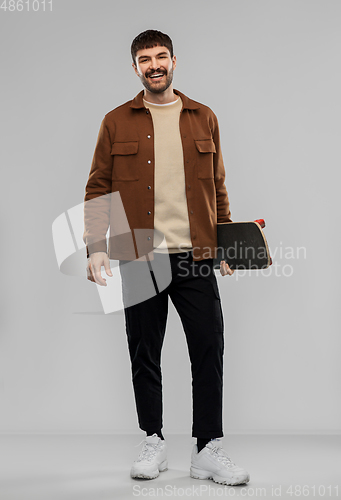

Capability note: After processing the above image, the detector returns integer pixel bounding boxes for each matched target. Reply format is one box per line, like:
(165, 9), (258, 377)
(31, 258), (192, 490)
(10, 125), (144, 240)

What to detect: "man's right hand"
(86, 251), (113, 286)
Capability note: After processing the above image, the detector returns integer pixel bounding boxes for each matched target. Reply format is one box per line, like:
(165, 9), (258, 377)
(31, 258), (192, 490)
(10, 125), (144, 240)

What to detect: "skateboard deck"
(213, 219), (272, 270)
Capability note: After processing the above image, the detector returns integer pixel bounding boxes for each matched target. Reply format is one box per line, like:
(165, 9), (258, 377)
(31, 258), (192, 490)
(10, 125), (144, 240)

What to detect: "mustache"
(146, 70), (167, 77)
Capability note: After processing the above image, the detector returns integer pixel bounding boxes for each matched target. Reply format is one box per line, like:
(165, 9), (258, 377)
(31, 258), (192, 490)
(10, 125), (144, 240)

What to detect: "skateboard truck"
(254, 218), (265, 229)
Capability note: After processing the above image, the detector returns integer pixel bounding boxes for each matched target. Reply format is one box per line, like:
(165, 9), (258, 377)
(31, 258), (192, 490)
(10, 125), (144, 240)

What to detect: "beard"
(140, 66), (174, 94)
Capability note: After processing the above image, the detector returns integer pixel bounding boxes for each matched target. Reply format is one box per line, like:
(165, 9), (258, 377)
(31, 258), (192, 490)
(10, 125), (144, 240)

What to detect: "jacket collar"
(129, 88), (200, 110)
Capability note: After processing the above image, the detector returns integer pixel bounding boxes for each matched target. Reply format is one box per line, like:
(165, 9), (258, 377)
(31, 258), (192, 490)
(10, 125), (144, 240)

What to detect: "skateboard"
(213, 219), (272, 270)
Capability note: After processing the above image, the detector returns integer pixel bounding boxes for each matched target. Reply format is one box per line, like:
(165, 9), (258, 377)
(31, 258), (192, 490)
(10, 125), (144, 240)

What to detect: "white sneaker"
(130, 433), (168, 479)
(190, 438), (250, 486)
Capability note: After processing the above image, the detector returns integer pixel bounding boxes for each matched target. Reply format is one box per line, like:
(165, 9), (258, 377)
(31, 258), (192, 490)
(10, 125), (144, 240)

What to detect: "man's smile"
(148, 72), (165, 82)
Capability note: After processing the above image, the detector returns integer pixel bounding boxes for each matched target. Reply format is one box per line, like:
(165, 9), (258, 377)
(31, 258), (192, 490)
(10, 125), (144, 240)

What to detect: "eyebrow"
(137, 51), (169, 61)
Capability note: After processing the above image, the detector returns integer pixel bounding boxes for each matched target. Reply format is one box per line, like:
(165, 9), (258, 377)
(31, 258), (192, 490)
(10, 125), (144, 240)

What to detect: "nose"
(149, 58), (160, 71)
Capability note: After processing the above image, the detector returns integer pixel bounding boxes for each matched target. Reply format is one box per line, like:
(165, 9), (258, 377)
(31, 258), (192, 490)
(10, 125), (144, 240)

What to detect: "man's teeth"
(150, 74), (163, 78)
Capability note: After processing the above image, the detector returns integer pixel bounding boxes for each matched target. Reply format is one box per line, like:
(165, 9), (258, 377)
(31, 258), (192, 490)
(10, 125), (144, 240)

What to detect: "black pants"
(119, 250), (224, 439)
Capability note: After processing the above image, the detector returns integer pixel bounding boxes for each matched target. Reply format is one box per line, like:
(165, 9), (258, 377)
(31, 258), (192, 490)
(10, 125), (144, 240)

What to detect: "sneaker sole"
(131, 460), (168, 479)
(190, 466), (250, 486)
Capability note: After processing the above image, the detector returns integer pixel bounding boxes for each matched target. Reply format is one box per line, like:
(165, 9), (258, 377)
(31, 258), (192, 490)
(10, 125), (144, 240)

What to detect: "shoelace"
(203, 438), (236, 467)
(134, 438), (161, 462)
(210, 445), (236, 467)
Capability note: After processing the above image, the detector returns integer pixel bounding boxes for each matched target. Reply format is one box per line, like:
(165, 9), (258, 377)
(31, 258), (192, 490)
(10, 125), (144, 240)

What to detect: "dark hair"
(131, 29), (173, 66)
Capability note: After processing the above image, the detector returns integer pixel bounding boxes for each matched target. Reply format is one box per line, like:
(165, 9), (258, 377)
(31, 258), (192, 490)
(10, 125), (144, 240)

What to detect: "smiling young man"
(133, 46), (175, 101)
(83, 29), (250, 486)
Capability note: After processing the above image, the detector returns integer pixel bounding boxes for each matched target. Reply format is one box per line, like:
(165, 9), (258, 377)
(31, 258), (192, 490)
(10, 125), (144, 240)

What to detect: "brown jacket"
(83, 88), (232, 261)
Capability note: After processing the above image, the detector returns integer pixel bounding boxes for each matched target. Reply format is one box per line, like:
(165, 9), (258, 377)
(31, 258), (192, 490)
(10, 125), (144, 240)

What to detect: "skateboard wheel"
(254, 219), (265, 228)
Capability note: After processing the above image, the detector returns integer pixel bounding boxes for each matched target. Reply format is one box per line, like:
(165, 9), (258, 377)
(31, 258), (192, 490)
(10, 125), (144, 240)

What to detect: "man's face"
(133, 45), (176, 94)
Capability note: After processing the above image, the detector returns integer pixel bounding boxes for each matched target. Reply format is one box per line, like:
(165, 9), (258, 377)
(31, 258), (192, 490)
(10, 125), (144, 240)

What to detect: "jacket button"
(146, 110), (149, 114)
(147, 135), (151, 138)
(147, 236), (151, 240)
(147, 185), (151, 189)
(190, 210), (193, 214)
(148, 160), (151, 164)
(188, 184), (191, 189)
(148, 211), (152, 215)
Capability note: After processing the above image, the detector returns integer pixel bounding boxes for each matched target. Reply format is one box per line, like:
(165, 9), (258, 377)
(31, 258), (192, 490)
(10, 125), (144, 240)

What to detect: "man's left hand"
(220, 260), (234, 277)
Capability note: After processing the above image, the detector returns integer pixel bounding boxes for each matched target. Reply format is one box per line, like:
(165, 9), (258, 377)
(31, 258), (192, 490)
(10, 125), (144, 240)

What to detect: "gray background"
(0, 0), (340, 436)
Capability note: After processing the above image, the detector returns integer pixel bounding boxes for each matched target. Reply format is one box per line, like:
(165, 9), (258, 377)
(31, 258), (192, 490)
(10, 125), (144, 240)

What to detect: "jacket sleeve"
(211, 112), (233, 223)
(83, 116), (113, 258)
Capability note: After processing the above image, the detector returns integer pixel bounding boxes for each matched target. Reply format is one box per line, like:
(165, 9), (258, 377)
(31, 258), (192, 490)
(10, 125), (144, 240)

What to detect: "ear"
(172, 55), (177, 70)
(132, 62), (140, 76)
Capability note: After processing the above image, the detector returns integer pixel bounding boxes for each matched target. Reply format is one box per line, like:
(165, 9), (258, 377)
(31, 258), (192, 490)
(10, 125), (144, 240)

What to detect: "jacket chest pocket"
(195, 139), (216, 179)
(111, 141), (139, 181)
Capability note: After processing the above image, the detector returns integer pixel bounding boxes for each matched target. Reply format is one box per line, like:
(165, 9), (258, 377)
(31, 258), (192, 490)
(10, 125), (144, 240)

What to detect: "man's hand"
(86, 251), (113, 286)
(220, 260), (235, 277)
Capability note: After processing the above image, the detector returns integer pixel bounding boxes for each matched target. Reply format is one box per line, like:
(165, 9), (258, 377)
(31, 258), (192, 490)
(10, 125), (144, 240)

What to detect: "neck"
(143, 85), (177, 105)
